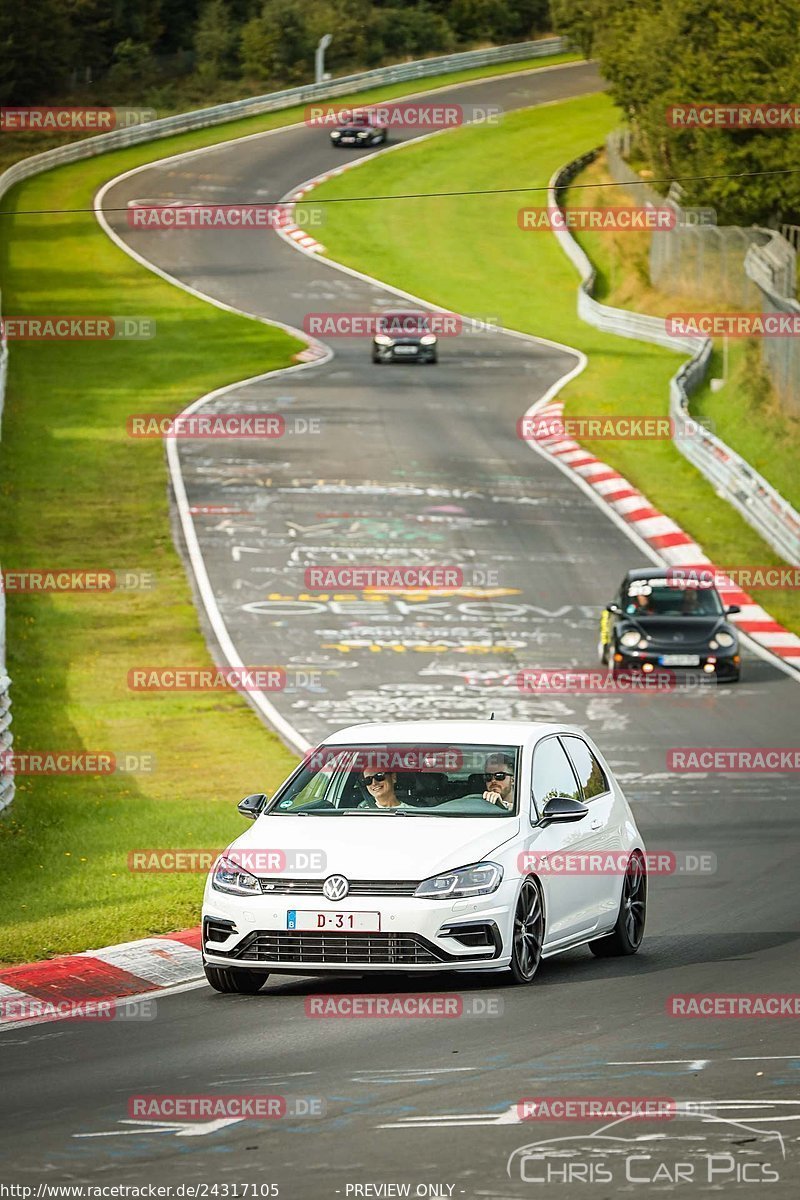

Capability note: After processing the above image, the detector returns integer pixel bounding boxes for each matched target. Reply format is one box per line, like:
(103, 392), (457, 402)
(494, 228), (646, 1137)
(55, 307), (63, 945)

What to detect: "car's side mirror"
(606, 603), (621, 615)
(537, 795), (589, 826)
(238, 793), (268, 820)
(725, 604), (741, 615)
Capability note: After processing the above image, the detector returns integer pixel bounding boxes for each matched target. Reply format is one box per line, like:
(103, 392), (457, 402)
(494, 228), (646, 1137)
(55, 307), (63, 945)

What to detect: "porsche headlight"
(420, 334), (437, 345)
(212, 856), (261, 896)
(714, 630), (735, 648)
(374, 334), (393, 346)
(415, 861), (503, 899)
(620, 629), (644, 648)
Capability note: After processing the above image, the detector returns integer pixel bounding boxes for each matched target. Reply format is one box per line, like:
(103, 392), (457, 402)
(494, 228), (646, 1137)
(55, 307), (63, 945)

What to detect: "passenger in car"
(482, 753), (515, 810)
(358, 770), (416, 809)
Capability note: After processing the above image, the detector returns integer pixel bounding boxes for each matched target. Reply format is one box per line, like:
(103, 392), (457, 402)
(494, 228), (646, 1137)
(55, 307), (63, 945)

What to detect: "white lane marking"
(75, 1118), (243, 1138)
(609, 1056), (799, 1065)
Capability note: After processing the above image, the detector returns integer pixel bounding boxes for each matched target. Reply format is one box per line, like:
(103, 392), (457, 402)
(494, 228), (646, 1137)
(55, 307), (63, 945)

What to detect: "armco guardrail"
(0, 38), (567, 813)
(0, 37), (565, 199)
(549, 152), (800, 566)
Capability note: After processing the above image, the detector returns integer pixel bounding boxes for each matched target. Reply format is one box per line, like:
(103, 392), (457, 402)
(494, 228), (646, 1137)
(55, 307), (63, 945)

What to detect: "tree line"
(552, 0), (800, 225)
(0, 0), (549, 107)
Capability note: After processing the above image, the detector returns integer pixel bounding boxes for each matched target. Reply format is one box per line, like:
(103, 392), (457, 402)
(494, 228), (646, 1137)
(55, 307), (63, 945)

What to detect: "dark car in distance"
(371, 310), (438, 364)
(330, 110), (387, 148)
(599, 567), (741, 682)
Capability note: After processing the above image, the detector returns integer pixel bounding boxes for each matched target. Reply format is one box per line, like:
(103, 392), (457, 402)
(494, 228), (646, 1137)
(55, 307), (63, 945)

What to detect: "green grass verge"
(0, 49), (580, 966)
(306, 94), (800, 634)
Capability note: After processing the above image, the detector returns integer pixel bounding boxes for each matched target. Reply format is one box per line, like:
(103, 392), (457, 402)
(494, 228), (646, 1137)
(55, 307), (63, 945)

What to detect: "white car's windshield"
(267, 743), (519, 816)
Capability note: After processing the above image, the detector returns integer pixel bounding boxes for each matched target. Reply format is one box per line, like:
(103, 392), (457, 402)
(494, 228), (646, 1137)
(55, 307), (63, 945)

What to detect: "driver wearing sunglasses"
(358, 769), (407, 809)
(482, 753), (515, 810)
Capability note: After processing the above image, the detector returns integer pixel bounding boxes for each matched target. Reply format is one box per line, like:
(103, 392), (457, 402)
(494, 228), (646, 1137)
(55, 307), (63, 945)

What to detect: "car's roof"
(321, 720), (578, 748)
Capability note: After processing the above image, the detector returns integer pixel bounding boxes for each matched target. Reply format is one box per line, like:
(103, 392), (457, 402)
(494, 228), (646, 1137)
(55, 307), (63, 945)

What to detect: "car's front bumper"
(373, 343), (436, 363)
(614, 647), (740, 679)
(202, 885), (515, 974)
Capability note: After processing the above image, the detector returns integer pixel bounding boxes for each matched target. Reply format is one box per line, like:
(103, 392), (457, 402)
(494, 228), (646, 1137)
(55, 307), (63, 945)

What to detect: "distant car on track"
(330, 110), (387, 148)
(202, 719), (647, 994)
(372, 309), (438, 363)
(600, 567), (741, 681)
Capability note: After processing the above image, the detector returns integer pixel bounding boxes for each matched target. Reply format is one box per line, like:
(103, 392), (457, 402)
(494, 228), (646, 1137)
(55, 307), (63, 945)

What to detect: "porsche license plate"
(287, 910), (380, 932)
(659, 654), (700, 666)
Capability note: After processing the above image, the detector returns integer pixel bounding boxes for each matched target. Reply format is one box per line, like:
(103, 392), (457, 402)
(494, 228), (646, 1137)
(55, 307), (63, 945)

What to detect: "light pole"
(315, 34), (333, 84)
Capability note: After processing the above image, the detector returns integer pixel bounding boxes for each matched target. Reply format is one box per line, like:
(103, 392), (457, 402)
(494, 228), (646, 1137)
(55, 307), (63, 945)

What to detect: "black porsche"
(599, 567), (741, 682)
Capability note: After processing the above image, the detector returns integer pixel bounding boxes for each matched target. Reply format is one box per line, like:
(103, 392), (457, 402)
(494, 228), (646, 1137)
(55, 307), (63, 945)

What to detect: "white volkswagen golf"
(202, 720), (647, 993)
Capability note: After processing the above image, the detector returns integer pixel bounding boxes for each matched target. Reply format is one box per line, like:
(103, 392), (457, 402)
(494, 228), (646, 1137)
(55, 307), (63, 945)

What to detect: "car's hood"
(627, 615), (728, 644)
(226, 815), (520, 880)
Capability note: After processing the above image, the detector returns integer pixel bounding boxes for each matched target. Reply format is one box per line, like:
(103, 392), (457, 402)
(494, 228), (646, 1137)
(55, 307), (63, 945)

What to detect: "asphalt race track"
(2, 61), (798, 1197)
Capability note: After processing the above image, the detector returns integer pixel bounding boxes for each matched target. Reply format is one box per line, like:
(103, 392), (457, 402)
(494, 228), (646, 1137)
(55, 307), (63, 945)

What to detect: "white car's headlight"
(714, 630), (735, 648)
(419, 334), (437, 345)
(415, 861), (503, 899)
(620, 629), (644, 648)
(374, 334), (393, 345)
(212, 856), (261, 896)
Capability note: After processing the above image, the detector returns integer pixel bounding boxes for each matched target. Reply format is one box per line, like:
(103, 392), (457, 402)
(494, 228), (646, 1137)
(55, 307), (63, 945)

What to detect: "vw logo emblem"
(323, 874), (349, 901)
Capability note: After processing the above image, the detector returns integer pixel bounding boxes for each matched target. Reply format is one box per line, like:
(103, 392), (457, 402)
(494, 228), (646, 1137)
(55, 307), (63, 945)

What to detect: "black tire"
(428, 354), (438, 364)
(372, 353), (381, 363)
(204, 963), (269, 993)
(599, 641), (610, 666)
(590, 851), (646, 957)
(508, 878), (545, 984)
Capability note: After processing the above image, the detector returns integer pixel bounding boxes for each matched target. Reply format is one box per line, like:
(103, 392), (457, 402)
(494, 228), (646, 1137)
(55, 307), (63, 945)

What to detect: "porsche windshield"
(267, 744), (520, 816)
(624, 579), (724, 617)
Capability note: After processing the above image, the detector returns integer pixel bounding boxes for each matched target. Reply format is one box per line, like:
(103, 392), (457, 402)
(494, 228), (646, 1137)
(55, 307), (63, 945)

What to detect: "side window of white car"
(531, 736), (581, 817)
(561, 737), (609, 801)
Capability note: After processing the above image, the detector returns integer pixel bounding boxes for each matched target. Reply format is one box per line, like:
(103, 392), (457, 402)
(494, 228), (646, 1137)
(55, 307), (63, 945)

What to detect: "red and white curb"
(527, 399), (800, 669)
(0, 927), (203, 1028)
(278, 181), (333, 254)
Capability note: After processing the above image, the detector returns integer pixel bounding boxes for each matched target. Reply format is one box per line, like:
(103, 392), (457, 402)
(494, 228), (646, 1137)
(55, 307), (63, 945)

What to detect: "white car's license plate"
(660, 653), (700, 666)
(287, 910), (380, 932)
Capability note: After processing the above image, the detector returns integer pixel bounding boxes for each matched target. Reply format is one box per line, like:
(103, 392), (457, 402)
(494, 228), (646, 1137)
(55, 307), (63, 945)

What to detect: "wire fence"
(606, 130), (800, 415)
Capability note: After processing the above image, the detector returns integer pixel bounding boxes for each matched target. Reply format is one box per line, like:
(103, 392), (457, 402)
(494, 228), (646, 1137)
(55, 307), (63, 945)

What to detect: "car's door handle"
(590, 818), (602, 830)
